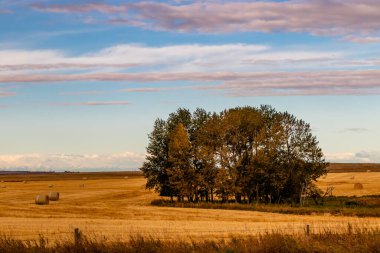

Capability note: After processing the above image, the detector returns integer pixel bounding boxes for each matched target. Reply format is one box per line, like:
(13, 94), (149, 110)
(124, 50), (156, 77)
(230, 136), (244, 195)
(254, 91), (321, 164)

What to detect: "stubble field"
(0, 171), (379, 242)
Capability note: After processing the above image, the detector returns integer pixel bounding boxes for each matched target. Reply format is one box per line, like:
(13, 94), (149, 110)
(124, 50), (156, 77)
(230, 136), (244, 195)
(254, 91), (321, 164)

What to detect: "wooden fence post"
(74, 228), (81, 244)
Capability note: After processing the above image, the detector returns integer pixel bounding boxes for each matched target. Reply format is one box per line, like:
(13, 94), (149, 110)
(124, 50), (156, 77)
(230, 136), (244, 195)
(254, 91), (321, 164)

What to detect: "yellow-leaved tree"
(167, 123), (196, 202)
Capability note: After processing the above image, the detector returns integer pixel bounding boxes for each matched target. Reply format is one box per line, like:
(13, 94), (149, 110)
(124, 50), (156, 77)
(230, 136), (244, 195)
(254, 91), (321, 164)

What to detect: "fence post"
(74, 228), (81, 244)
(305, 224), (310, 246)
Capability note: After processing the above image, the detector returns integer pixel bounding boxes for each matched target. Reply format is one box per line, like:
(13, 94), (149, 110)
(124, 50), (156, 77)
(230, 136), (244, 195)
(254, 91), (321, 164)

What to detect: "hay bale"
(124, 176), (129, 179)
(82, 177), (87, 180)
(35, 195), (49, 205)
(48, 184), (53, 188)
(354, 183), (363, 189)
(367, 170), (371, 173)
(49, 191), (59, 201)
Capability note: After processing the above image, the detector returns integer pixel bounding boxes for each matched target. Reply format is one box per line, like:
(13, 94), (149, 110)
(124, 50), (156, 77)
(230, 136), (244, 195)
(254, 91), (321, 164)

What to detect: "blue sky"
(0, 0), (379, 171)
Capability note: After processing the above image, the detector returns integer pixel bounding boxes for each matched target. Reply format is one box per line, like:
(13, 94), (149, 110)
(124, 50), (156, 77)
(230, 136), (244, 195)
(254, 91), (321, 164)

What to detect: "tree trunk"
(256, 184), (259, 204)
(235, 194), (242, 203)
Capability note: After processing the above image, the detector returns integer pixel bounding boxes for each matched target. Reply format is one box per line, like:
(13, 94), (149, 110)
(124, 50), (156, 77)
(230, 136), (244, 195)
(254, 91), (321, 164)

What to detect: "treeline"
(141, 105), (328, 204)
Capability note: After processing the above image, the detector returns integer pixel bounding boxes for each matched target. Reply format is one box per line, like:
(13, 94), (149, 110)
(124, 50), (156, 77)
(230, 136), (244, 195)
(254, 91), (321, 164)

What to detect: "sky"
(0, 0), (379, 171)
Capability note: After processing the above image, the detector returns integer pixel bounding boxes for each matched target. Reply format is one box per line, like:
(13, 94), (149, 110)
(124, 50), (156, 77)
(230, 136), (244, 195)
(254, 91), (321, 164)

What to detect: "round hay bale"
(49, 191), (59, 201)
(124, 176), (129, 179)
(367, 170), (371, 173)
(82, 177), (87, 180)
(35, 195), (49, 205)
(354, 183), (363, 190)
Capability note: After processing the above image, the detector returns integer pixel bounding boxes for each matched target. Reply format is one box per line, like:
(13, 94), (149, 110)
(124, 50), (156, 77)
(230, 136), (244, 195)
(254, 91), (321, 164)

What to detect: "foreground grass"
(1, 228), (379, 253)
(152, 196), (380, 217)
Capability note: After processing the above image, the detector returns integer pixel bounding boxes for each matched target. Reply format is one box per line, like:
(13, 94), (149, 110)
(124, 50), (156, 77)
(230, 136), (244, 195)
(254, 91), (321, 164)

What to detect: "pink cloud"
(0, 69), (379, 84)
(60, 90), (113, 96)
(0, 91), (16, 97)
(31, 3), (129, 14)
(0, 9), (13, 14)
(7, 69), (378, 96)
(343, 36), (380, 44)
(0, 63), (138, 71)
(32, 1), (380, 36)
(120, 86), (191, 93)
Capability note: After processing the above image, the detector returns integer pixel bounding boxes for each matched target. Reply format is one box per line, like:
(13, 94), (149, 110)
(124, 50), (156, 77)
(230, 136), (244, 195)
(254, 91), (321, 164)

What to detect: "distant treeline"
(0, 171), (142, 182)
(141, 106), (328, 204)
(0, 171), (54, 175)
(328, 163), (380, 173)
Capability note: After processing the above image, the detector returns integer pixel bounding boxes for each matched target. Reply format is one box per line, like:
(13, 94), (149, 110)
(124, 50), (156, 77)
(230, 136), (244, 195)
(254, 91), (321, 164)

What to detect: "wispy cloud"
(31, 3), (129, 14)
(2, 69), (380, 96)
(0, 63), (138, 71)
(121, 86), (190, 93)
(31, 1), (380, 37)
(0, 152), (145, 171)
(343, 36), (380, 44)
(341, 128), (369, 133)
(0, 9), (12, 14)
(53, 101), (130, 106)
(60, 90), (113, 96)
(0, 91), (15, 97)
(0, 44), (269, 72)
(0, 43), (379, 97)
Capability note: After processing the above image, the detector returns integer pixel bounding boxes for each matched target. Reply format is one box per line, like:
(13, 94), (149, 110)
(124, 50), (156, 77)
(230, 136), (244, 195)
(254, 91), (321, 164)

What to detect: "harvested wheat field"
(0, 172), (379, 242)
(316, 172), (380, 196)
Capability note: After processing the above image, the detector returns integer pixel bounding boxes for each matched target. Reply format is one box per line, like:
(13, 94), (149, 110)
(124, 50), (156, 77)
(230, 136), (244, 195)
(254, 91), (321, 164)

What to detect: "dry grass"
(0, 172), (379, 242)
(1, 229), (380, 253)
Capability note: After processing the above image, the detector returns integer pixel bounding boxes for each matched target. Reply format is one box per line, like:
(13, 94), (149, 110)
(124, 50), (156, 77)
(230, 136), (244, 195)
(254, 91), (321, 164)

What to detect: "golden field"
(0, 172), (379, 242)
(316, 172), (380, 196)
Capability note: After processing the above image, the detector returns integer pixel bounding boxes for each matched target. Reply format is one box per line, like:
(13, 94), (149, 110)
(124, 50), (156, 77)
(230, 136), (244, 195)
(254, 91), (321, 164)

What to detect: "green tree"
(140, 119), (175, 198)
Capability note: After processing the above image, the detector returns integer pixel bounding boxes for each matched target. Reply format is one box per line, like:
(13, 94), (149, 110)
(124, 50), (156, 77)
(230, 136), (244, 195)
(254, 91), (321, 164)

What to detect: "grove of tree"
(140, 106), (328, 204)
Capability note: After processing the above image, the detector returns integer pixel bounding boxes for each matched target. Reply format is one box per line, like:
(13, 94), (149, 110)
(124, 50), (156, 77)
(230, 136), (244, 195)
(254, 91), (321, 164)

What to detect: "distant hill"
(328, 163), (380, 173)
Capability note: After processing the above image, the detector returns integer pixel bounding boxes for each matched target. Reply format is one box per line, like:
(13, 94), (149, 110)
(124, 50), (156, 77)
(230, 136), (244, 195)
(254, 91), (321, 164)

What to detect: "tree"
(167, 123), (195, 202)
(141, 106), (329, 205)
(193, 113), (222, 202)
(276, 112), (328, 204)
(140, 119), (175, 198)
